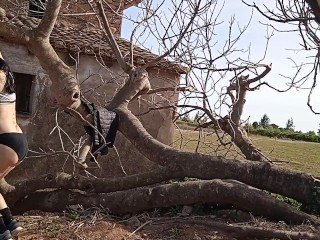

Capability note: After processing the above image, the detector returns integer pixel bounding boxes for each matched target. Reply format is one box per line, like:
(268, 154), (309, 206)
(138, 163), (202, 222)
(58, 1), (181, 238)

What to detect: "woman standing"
(0, 51), (28, 240)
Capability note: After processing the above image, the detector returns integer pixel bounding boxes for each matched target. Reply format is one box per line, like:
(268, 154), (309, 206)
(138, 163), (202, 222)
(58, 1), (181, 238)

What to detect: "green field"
(173, 129), (320, 176)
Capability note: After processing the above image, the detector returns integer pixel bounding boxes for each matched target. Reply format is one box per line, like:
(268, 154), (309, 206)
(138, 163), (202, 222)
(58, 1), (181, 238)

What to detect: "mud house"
(0, 0), (186, 181)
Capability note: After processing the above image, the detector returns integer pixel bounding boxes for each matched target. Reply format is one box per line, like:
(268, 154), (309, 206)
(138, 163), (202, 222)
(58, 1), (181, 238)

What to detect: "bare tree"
(0, 0), (319, 237)
(243, 0), (320, 114)
(133, 0), (276, 162)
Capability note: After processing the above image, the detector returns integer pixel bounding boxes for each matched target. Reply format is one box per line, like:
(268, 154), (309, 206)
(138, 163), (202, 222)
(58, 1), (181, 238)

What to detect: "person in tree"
(0, 51), (28, 240)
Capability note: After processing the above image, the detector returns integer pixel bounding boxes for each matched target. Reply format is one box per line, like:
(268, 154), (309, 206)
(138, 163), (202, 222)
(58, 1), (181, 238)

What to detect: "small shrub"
(272, 194), (302, 210)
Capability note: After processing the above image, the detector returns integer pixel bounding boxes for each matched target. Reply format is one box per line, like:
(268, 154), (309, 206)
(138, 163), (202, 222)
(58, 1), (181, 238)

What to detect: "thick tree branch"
(13, 180), (319, 226)
(228, 76), (249, 125)
(247, 64), (272, 84)
(35, 0), (62, 38)
(108, 68), (151, 109)
(0, 1), (82, 111)
(0, 22), (29, 44)
(4, 168), (173, 206)
(112, 107), (320, 203)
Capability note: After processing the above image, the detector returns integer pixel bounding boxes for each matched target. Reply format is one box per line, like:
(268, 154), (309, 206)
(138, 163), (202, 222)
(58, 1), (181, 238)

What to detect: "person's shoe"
(5, 220), (22, 236)
(0, 230), (12, 240)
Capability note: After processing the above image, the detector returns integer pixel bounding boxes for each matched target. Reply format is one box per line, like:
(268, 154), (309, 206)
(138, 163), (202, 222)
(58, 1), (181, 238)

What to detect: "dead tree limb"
(12, 179), (319, 226)
(113, 107), (320, 204)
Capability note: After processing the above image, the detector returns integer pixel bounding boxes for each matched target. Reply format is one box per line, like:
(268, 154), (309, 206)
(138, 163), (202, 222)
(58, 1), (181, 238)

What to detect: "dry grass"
(172, 129), (320, 176)
(16, 209), (317, 240)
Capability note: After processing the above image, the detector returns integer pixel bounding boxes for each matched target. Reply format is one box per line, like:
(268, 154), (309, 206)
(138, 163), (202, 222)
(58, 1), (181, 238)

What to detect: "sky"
(121, 0), (320, 133)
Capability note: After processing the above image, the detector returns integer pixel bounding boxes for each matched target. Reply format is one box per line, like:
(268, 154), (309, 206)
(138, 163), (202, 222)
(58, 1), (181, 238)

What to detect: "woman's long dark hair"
(0, 58), (15, 94)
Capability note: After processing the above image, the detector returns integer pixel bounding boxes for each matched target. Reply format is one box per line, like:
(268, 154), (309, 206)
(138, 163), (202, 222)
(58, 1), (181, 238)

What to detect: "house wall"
(0, 41), (180, 182)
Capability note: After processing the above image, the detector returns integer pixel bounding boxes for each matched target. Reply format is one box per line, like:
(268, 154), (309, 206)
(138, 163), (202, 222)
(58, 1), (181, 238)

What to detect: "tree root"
(12, 179), (319, 226)
(151, 217), (319, 240)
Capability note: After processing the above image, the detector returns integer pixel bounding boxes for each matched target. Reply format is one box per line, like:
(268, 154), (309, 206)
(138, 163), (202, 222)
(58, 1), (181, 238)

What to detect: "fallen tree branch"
(111, 107), (320, 204)
(5, 169), (174, 206)
(12, 179), (319, 226)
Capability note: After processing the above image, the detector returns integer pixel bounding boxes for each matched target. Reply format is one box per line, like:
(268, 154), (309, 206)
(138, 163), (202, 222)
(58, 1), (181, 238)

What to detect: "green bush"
(272, 194), (302, 210)
(178, 120), (320, 143)
(248, 127), (320, 143)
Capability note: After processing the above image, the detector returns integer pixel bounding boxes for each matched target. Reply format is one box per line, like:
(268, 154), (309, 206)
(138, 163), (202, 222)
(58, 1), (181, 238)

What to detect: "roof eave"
(123, 0), (142, 9)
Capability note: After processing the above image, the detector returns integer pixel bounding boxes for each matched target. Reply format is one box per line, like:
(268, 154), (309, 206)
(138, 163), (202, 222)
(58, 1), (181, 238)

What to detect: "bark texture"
(12, 179), (319, 226)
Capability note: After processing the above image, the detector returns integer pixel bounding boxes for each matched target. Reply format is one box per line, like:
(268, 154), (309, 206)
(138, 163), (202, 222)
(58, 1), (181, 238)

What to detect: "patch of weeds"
(170, 226), (181, 236)
(48, 223), (62, 238)
(64, 209), (80, 220)
(272, 193), (302, 210)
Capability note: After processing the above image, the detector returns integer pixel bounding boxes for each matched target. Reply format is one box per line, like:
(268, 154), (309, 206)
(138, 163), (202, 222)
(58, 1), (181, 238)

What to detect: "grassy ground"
(173, 128), (320, 176)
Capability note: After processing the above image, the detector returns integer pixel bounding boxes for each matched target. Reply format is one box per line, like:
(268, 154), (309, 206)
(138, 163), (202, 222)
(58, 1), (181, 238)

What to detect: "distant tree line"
(246, 114), (320, 143)
(179, 111), (320, 143)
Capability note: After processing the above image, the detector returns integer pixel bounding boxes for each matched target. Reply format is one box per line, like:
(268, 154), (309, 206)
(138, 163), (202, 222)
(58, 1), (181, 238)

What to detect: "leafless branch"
(96, 0), (132, 73)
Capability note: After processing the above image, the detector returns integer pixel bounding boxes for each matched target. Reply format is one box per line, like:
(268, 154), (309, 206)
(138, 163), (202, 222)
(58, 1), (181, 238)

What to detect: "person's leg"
(0, 192), (21, 238)
(0, 145), (18, 178)
(0, 143), (20, 192)
(0, 195), (11, 239)
(0, 162), (20, 180)
(0, 194), (7, 210)
(0, 208), (21, 236)
(0, 217), (11, 240)
(0, 145), (22, 238)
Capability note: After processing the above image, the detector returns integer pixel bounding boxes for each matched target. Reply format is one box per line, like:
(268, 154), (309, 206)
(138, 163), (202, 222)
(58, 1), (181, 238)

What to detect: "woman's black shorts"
(0, 133), (28, 161)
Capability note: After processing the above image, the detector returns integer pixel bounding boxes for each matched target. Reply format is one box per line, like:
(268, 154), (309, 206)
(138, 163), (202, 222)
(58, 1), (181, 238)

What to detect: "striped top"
(0, 92), (16, 104)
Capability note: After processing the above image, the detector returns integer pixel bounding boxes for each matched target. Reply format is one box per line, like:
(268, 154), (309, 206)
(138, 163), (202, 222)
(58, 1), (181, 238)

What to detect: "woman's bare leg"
(0, 194), (7, 210)
(0, 145), (22, 237)
(0, 144), (19, 181)
(0, 162), (20, 180)
(0, 145), (18, 177)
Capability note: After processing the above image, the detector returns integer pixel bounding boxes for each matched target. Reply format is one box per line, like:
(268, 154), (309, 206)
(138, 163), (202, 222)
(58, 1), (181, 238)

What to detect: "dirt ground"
(13, 207), (318, 240)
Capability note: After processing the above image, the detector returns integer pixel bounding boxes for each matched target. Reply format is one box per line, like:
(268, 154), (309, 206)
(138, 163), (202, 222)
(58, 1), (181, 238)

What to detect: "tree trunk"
(114, 108), (320, 204)
(218, 116), (269, 162)
(12, 180), (319, 226)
